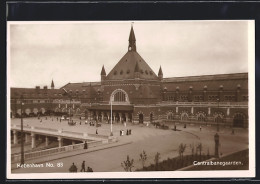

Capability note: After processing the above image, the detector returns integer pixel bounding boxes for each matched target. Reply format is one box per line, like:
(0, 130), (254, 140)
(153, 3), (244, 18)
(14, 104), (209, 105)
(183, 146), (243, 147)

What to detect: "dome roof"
(106, 51), (158, 80)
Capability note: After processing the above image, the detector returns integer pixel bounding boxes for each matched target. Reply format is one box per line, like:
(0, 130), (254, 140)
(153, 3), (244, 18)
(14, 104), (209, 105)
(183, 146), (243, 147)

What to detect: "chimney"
(36, 86), (40, 90)
(43, 86), (48, 90)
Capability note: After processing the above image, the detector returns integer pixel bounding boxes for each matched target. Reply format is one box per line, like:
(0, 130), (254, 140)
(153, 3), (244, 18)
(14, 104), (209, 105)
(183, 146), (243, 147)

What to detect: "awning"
(87, 104), (133, 111)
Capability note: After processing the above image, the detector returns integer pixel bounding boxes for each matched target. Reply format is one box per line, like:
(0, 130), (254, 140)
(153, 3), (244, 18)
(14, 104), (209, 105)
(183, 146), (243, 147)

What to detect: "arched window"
(114, 91), (126, 102)
(111, 89), (129, 104)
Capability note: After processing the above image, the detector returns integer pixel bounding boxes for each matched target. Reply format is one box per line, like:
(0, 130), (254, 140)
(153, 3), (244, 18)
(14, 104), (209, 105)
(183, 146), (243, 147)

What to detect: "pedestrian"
(69, 162), (77, 172)
(120, 130), (122, 136)
(87, 167), (93, 172)
(84, 142), (88, 149)
(96, 129), (98, 134)
(80, 161), (86, 172)
(122, 130), (124, 136)
(126, 129), (129, 135)
(129, 129), (131, 135)
(200, 125), (202, 131)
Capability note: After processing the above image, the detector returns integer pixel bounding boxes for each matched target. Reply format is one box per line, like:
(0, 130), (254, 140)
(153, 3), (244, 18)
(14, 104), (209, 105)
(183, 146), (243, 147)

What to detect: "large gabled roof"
(106, 51), (158, 80)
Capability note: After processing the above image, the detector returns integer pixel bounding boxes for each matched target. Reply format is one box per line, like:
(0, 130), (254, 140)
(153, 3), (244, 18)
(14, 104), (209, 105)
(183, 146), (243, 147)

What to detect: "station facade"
(10, 26), (248, 128)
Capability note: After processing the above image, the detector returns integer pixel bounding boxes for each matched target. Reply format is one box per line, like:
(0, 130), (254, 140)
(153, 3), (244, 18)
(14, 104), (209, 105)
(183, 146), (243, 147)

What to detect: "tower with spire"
(158, 66), (163, 80)
(128, 25), (136, 52)
(101, 65), (106, 81)
(51, 79), (55, 89)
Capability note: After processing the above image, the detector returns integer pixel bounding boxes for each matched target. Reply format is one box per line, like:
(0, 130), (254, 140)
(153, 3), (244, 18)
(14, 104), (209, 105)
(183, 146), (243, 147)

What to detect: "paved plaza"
(11, 117), (248, 173)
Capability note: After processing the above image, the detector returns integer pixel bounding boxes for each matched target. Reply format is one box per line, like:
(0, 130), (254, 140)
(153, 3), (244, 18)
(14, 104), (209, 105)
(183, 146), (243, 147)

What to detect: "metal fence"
(11, 140), (103, 163)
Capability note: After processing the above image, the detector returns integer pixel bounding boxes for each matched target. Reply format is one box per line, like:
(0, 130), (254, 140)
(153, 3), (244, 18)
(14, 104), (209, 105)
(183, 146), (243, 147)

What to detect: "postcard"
(7, 20), (255, 179)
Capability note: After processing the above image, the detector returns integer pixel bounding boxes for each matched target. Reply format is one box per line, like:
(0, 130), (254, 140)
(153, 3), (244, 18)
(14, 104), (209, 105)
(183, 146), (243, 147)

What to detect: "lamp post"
(217, 98), (220, 132)
(110, 96), (113, 136)
(20, 95), (25, 164)
(214, 133), (220, 158)
(69, 95), (72, 124)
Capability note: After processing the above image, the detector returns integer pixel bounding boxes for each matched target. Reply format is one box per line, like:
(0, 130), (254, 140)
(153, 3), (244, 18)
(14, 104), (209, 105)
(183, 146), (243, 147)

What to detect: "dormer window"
(114, 71), (117, 75)
(145, 70), (148, 75)
(120, 70), (123, 75)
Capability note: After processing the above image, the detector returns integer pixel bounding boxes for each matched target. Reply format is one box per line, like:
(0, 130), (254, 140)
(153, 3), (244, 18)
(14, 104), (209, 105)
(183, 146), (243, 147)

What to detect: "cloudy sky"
(8, 21), (250, 88)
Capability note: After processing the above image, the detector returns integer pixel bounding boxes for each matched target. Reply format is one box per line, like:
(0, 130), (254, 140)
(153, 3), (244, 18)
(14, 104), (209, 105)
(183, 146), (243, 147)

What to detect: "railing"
(11, 125), (105, 141)
(11, 140), (103, 163)
(34, 127), (58, 132)
(62, 130), (84, 137)
(88, 133), (110, 139)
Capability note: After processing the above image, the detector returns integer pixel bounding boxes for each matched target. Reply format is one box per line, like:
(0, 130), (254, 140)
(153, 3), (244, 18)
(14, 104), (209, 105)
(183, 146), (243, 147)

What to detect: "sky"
(8, 21), (250, 88)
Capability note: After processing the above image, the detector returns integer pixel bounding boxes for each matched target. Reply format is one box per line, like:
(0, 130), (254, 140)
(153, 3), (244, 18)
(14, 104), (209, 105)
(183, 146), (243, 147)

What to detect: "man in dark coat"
(80, 161), (86, 172)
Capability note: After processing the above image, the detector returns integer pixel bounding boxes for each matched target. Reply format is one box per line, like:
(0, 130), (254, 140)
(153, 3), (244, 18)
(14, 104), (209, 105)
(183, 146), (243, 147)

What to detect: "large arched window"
(110, 89), (130, 104)
(114, 91), (126, 102)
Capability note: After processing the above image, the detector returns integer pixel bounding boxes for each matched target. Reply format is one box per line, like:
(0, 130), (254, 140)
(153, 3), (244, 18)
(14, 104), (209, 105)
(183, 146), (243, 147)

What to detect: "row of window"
(114, 69), (153, 75)
(166, 95), (248, 102)
(15, 99), (52, 104)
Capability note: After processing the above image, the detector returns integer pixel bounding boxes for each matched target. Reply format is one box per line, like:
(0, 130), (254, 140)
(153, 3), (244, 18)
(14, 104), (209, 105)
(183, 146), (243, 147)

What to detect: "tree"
(121, 155), (134, 172)
(207, 147), (210, 158)
(154, 152), (161, 171)
(178, 143), (186, 159)
(196, 143), (203, 159)
(139, 150), (148, 170)
(190, 143), (195, 156)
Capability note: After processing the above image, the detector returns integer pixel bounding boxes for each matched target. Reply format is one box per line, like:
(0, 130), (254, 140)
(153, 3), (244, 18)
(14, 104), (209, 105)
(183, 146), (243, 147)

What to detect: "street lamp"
(69, 95), (72, 124)
(110, 95), (114, 136)
(216, 98), (220, 132)
(20, 94), (25, 164)
(62, 88), (72, 124)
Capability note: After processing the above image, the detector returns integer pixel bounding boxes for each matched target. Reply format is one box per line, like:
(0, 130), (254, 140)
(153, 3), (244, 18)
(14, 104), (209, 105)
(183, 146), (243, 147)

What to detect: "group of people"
(69, 161), (93, 172)
(119, 129), (132, 136)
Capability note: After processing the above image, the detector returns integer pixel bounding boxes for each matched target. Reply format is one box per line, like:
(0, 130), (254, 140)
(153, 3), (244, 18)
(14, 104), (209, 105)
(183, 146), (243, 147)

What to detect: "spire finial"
(158, 66), (163, 80)
(128, 24), (136, 52)
(101, 65), (106, 76)
(51, 79), (55, 89)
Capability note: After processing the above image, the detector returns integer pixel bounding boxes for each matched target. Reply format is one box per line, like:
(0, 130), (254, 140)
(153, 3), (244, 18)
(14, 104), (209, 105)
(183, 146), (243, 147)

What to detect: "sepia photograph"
(7, 21), (255, 179)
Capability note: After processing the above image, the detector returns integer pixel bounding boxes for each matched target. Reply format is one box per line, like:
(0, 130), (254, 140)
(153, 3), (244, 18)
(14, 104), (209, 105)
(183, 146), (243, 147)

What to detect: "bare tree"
(139, 150), (147, 170)
(197, 143), (203, 159)
(121, 155), (134, 172)
(178, 143), (186, 159)
(190, 143), (195, 156)
(154, 152), (161, 170)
